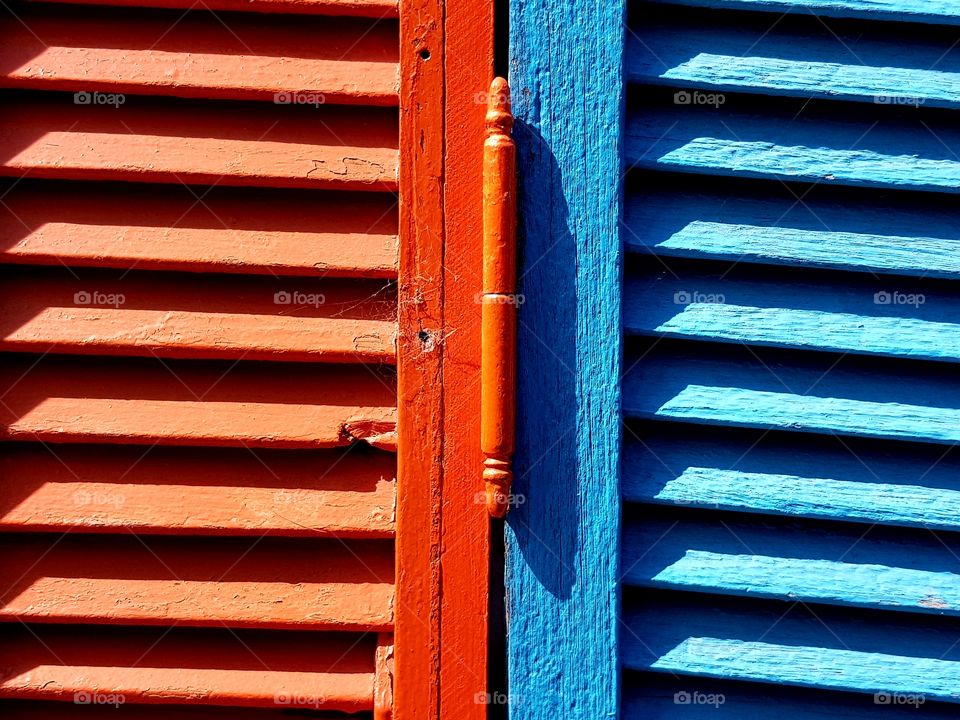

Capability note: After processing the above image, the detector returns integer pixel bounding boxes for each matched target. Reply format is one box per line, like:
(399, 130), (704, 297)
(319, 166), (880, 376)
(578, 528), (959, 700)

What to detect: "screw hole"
(418, 330), (431, 343)
(419, 48), (431, 61)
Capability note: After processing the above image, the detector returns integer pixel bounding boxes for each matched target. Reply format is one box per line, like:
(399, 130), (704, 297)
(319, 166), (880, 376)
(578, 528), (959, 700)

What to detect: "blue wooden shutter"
(511, 0), (960, 717)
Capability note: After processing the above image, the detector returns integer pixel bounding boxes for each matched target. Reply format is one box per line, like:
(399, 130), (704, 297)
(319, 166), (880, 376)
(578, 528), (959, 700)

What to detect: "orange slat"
(0, 355), (397, 449)
(0, 93), (398, 190)
(0, 535), (394, 629)
(0, 270), (397, 363)
(0, 625), (376, 710)
(0, 181), (398, 277)
(24, 0), (398, 17)
(1, 701), (353, 719)
(0, 8), (398, 105)
(0, 444), (395, 536)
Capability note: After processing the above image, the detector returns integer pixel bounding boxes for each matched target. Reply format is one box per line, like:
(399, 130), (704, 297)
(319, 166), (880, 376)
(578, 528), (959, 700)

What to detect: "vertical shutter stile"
(0, 0), (400, 715)
(623, 0), (960, 716)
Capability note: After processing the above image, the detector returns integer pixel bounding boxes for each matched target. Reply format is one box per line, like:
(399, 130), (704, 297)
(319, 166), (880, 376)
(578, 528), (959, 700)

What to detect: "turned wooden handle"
(481, 77), (517, 518)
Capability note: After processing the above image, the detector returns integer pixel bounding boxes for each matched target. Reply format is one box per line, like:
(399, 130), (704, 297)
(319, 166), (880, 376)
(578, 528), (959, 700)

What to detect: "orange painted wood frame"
(396, 0), (494, 719)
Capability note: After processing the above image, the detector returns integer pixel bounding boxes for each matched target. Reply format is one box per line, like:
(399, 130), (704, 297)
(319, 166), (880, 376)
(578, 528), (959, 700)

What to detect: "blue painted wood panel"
(626, 94), (960, 192)
(624, 179), (960, 279)
(646, 0), (960, 26)
(506, 0), (625, 716)
(628, 13), (960, 108)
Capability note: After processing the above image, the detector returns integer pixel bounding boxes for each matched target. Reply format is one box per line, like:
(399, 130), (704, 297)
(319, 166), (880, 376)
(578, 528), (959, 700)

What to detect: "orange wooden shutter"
(0, 0), (493, 717)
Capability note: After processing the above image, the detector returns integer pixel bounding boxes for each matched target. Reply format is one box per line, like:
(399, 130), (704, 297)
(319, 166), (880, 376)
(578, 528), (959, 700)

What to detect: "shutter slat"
(2, 703), (355, 719)
(0, 356), (397, 449)
(624, 343), (960, 445)
(0, 9), (398, 105)
(628, 13), (960, 108)
(1, 271), (396, 363)
(0, 95), (398, 190)
(624, 511), (960, 613)
(645, 0), (960, 26)
(25, 0), (398, 17)
(0, 444), (395, 536)
(625, 181), (960, 279)
(626, 96), (960, 194)
(624, 266), (958, 363)
(624, 592), (960, 701)
(0, 625), (377, 710)
(1, 535), (393, 629)
(0, 182), (397, 278)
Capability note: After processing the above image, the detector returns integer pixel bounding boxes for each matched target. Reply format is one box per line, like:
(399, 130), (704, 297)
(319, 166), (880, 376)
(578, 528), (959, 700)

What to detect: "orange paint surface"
(0, 444), (395, 536)
(25, 0), (398, 17)
(0, 94), (398, 190)
(0, 8), (398, 105)
(0, 535), (393, 629)
(395, 0), (445, 715)
(0, 626), (377, 710)
(0, 356), (397, 448)
(0, 182), (398, 277)
(439, 1), (495, 717)
(0, 270), (396, 363)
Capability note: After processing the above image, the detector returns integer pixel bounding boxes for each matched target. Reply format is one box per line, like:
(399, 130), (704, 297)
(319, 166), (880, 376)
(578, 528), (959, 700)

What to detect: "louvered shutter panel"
(511, 0), (960, 717)
(0, 0), (400, 715)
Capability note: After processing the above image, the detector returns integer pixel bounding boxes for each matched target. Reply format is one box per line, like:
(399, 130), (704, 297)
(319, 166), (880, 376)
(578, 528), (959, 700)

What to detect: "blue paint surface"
(646, 0), (960, 26)
(506, 0), (625, 716)
(628, 14), (960, 108)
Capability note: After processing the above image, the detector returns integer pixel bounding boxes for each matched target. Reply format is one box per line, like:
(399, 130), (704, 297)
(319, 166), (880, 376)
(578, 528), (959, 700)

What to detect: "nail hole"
(419, 49), (431, 61)
(418, 330), (431, 343)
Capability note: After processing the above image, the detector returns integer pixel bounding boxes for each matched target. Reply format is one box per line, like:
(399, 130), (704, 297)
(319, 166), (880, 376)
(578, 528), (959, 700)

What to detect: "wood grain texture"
(626, 93), (960, 193)
(439, 0), (494, 716)
(1, 701), (356, 719)
(625, 591), (960, 701)
(0, 355), (397, 449)
(0, 270), (396, 363)
(394, 0), (445, 715)
(645, 0), (960, 25)
(623, 509), (960, 613)
(623, 341), (960, 445)
(0, 94), (398, 190)
(0, 444), (395, 536)
(0, 625), (377, 709)
(0, 535), (394, 629)
(624, 264), (960, 363)
(507, 0), (625, 716)
(0, 181), (398, 277)
(627, 13), (960, 108)
(24, 0), (397, 16)
(0, 8), (398, 104)
(624, 179), (960, 279)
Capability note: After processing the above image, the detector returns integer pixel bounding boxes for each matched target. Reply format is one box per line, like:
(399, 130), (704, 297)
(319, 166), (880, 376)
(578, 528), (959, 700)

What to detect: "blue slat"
(628, 16), (960, 108)
(623, 342), (960, 445)
(624, 425), (960, 530)
(624, 267), (960, 362)
(624, 592), (960, 701)
(506, 0), (625, 715)
(623, 513), (960, 614)
(626, 96), (960, 193)
(645, 0), (960, 26)
(624, 182), (960, 279)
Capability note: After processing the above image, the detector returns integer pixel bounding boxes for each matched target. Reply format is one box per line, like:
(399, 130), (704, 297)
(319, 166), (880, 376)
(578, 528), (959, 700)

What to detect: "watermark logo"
(274, 91), (326, 108)
(674, 691), (725, 707)
(474, 490), (526, 508)
(74, 490), (126, 508)
(74, 290), (125, 308)
(674, 290), (725, 305)
(75, 692), (125, 707)
(274, 692), (327, 708)
(875, 94), (924, 108)
(475, 692), (521, 706)
(274, 290), (326, 307)
(875, 692), (925, 707)
(674, 90), (725, 108)
(473, 292), (525, 305)
(473, 90), (511, 106)
(74, 91), (125, 108)
(874, 290), (925, 308)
